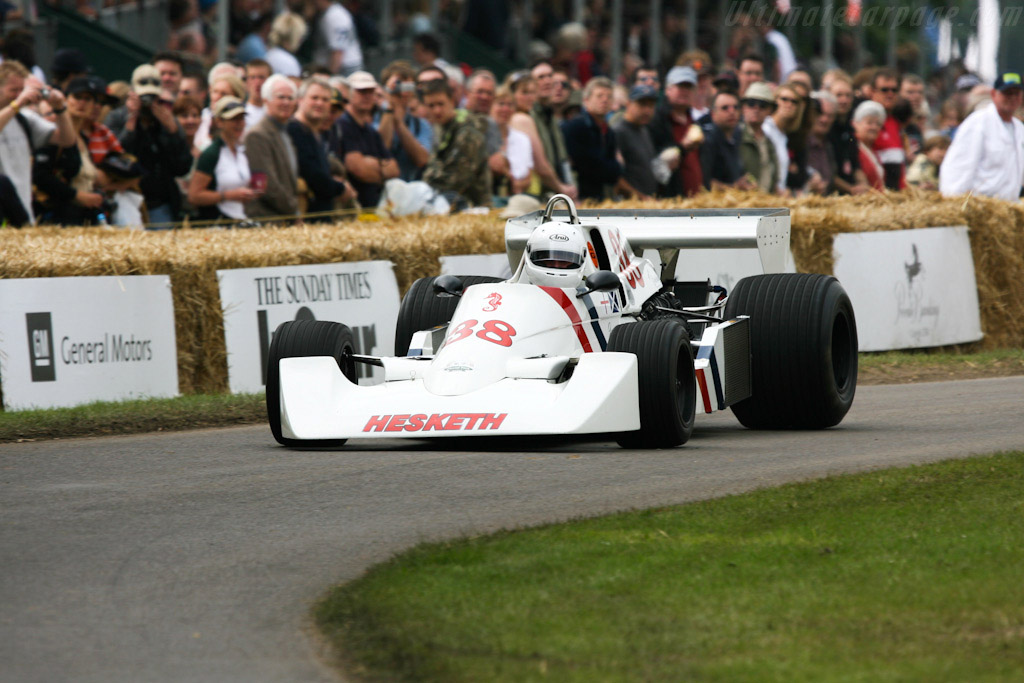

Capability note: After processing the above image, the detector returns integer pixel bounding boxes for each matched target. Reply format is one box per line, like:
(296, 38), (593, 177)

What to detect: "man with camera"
(0, 60), (76, 225)
(375, 61), (432, 181)
(117, 64), (193, 226)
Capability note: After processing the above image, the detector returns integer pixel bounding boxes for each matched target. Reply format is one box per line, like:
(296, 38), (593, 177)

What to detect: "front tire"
(394, 275), (504, 356)
(608, 319), (697, 448)
(266, 320), (357, 447)
(723, 273), (858, 429)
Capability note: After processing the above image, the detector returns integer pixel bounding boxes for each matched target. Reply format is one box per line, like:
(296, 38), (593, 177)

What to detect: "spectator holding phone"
(187, 96), (262, 223)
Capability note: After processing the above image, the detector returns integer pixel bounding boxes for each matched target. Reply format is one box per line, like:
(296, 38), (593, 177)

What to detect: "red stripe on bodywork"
(696, 369), (712, 413)
(540, 286), (593, 353)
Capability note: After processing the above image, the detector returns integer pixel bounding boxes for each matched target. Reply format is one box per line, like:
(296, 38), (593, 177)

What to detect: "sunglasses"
(877, 87), (898, 94)
(136, 77), (160, 87)
(742, 99), (774, 110)
(776, 96), (800, 105)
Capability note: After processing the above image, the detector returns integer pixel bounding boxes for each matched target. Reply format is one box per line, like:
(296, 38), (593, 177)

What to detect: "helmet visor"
(530, 249), (585, 269)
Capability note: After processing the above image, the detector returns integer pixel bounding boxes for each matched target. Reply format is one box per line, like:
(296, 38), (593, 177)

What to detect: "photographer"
(117, 64), (193, 227)
(374, 60), (432, 181)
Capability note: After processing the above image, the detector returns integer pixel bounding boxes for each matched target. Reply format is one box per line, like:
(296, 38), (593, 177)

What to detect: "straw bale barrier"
(1, 190), (1021, 395)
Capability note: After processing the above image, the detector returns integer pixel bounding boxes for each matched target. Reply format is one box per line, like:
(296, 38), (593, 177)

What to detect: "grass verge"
(858, 347), (1024, 384)
(0, 393), (266, 443)
(315, 451), (1024, 682)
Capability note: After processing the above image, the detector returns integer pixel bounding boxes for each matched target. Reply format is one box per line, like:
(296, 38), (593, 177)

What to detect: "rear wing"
(505, 206), (791, 275)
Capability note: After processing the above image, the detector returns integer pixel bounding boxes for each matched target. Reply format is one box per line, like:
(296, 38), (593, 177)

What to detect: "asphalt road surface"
(3, 377), (1024, 683)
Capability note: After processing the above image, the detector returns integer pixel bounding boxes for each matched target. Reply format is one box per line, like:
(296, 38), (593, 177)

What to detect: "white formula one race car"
(267, 195), (858, 448)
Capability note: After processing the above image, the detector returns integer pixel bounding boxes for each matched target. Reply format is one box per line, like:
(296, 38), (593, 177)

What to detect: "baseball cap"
(994, 72), (1023, 91)
(85, 75), (119, 105)
(347, 70), (378, 90)
(65, 77), (96, 97)
(131, 64), (162, 96)
(666, 66), (698, 87)
(628, 84), (659, 101)
(713, 71), (739, 90)
(212, 96), (246, 119)
(955, 73), (982, 91)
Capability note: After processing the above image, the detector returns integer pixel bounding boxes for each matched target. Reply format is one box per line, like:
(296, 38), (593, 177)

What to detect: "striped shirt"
(85, 123), (124, 165)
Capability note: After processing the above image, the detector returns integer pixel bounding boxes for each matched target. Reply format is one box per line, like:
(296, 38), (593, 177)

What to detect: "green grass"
(0, 392), (266, 442)
(316, 452), (1024, 682)
(860, 347), (1024, 369)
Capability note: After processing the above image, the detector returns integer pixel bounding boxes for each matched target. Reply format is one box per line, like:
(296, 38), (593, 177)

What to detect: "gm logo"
(26, 312), (56, 382)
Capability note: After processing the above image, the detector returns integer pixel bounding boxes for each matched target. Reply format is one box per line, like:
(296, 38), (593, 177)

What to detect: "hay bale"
(2, 192), (1022, 395)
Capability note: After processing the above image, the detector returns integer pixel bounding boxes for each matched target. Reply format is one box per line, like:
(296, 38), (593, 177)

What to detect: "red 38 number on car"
(445, 319), (517, 347)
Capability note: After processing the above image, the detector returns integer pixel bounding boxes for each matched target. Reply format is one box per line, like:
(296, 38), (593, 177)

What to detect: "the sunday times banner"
(833, 226), (983, 351)
(218, 261), (400, 393)
(0, 276), (179, 410)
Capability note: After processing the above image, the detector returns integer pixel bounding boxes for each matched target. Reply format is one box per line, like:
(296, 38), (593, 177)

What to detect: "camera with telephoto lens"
(140, 93), (157, 108)
(388, 81), (416, 95)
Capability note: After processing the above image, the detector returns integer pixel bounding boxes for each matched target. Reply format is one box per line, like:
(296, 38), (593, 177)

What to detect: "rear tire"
(394, 275), (504, 355)
(266, 320), (357, 447)
(723, 273), (858, 429)
(608, 319), (696, 448)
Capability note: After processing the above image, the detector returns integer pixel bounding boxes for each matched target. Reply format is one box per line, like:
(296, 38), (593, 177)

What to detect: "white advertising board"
(833, 227), (982, 351)
(217, 261), (400, 393)
(439, 254), (514, 279)
(0, 276), (179, 410)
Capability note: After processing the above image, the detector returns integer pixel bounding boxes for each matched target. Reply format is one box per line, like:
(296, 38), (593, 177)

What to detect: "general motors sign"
(0, 276), (179, 410)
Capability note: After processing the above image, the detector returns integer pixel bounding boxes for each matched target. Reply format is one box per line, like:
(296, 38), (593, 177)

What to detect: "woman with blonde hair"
(507, 71), (575, 198)
(193, 73), (247, 151)
(266, 12), (307, 78)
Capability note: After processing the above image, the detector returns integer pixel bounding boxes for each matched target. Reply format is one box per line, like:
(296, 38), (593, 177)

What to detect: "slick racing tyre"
(394, 275), (504, 355)
(266, 320), (357, 447)
(608, 319), (697, 448)
(723, 273), (858, 429)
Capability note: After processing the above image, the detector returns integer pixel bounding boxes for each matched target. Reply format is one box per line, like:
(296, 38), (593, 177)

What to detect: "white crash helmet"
(524, 222), (588, 288)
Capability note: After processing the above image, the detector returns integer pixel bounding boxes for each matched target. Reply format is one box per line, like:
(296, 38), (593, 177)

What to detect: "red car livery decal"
(482, 292), (502, 312)
(363, 413), (508, 432)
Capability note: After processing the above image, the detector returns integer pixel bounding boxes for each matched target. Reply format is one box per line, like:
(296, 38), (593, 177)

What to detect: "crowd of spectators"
(0, 1), (1022, 228)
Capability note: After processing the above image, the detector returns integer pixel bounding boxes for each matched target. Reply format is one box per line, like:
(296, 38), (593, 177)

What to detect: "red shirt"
(669, 115), (703, 196)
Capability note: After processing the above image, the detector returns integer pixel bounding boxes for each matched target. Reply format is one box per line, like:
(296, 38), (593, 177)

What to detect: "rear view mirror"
(577, 270), (620, 297)
(433, 275), (465, 298)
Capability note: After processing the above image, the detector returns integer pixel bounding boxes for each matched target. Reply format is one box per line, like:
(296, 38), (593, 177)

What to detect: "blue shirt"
(372, 110), (434, 182)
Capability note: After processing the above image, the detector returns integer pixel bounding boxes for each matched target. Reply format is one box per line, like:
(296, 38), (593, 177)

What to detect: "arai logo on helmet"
(550, 233), (570, 242)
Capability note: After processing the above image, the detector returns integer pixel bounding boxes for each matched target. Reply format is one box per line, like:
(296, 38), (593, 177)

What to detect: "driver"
(523, 223), (589, 288)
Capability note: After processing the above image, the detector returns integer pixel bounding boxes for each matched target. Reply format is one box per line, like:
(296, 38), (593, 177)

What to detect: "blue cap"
(994, 72), (1022, 91)
(628, 84), (659, 101)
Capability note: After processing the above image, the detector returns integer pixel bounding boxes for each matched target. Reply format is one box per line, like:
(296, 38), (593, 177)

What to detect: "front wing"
(278, 352), (641, 441)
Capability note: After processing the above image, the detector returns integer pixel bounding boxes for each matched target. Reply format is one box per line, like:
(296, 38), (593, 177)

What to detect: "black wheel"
(607, 319), (697, 448)
(723, 273), (858, 429)
(265, 320), (357, 447)
(394, 275), (504, 355)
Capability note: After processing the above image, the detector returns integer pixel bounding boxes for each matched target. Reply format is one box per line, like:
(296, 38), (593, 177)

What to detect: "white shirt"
(266, 47), (302, 78)
(765, 30), (797, 82)
(0, 107), (55, 223)
(762, 116), (789, 193)
(505, 128), (533, 180)
(940, 103), (1024, 201)
(245, 102), (266, 128)
(212, 142), (252, 220)
(316, 3), (363, 74)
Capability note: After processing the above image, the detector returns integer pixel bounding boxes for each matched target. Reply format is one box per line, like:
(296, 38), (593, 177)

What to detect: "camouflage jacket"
(423, 109), (491, 207)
